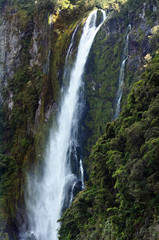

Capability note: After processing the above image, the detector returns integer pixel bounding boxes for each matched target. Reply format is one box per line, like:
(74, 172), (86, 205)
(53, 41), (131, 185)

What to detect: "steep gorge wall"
(59, 1), (159, 239)
(80, 0), (159, 173)
(0, 2), (90, 238)
(0, 0), (159, 239)
(60, 52), (159, 240)
(0, 4), (54, 238)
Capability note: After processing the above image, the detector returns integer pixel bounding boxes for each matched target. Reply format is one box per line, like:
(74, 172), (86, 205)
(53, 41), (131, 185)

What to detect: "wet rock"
(73, 180), (82, 196)
(96, 10), (103, 27)
(29, 29), (41, 67)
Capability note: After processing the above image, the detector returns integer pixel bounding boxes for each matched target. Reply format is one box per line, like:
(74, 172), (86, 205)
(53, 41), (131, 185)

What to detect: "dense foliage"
(0, 0), (98, 237)
(59, 53), (159, 239)
(0, 0), (159, 238)
(0, 0), (88, 237)
(81, 0), (159, 176)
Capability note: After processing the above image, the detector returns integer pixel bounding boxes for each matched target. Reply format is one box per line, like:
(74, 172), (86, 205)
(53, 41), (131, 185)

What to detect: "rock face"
(0, 11), (22, 112)
(0, 14), (21, 85)
(0, 3), (68, 238)
(59, 2), (159, 239)
(127, 1), (157, 73)
(81, 1), (159, 169)
(0, 2), (87, 238)
(0, 0), (159, 239)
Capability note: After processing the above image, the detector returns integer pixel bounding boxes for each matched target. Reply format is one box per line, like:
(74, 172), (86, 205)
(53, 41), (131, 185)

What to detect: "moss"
(82, 18), (126, 170)
(59, 51), (159, 240)
(0, 0), (95, 236)
(1, 0), (159, 237)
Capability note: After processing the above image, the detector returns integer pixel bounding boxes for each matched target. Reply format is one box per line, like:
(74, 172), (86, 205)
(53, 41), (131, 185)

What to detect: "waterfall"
(62, 24), (79, 85)
(114, 24), (131, 119)
(22, 9), (106, 240)
(66, 25), (79, 63)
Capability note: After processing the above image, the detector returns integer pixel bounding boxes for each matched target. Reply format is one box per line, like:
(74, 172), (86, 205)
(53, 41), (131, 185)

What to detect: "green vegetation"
(81, 0), (159, 174)
(0, 0), (159, 238)
(0, 0), (96, 237)
(59, 52), (159, 240)
(82, 20), (125, 163)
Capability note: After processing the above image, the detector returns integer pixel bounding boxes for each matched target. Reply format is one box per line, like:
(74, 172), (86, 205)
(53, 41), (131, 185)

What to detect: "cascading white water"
(23, 9), (106, 240)
(62, 24), (79, 85)
(66, 25), (79, 63)
(114, 24), (131, 119)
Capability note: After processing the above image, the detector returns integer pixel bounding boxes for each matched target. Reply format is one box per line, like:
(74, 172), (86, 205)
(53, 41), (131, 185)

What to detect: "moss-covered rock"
(79, 0), (159, 177)
(59, 50), (159, 240)
(0, 0), (159, 238)
(0, 1), (94, 238)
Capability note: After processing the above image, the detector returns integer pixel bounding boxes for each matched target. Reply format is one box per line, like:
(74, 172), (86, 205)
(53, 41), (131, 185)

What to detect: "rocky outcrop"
(0, 10), (22, 111)
(127, 1), (158, 73)
(0, 4), (54, 238)
(0, 2), (86, 238)
(0, 0), (158, 239)
(81, 1), (159, 170)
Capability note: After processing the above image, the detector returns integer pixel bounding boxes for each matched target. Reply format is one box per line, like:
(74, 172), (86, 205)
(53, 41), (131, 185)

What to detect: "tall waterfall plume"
(22, 9), (106, 240)
(114, 24), (131, 119)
